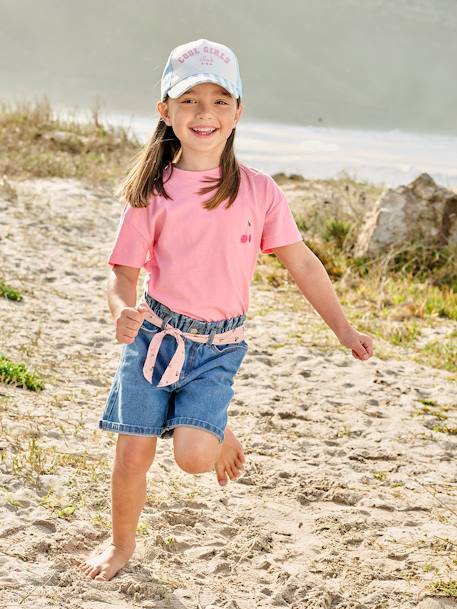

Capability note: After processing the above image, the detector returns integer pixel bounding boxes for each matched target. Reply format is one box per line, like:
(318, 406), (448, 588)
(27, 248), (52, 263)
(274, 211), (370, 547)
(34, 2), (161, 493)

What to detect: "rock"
(417, 598), (457, 609)
(355, 173), (457, 257)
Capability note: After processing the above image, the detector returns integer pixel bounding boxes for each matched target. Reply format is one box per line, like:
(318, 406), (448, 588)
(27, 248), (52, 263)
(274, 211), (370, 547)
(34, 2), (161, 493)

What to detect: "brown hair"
(115, 95), (242, 211)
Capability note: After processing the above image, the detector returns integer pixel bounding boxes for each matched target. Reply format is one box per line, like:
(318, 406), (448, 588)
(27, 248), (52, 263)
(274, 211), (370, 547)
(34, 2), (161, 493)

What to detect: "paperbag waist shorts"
(98, 293), (248, 444)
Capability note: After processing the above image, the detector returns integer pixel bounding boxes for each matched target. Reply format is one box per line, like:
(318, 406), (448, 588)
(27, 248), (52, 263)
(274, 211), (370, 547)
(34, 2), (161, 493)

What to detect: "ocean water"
(94, 110), (457, 188)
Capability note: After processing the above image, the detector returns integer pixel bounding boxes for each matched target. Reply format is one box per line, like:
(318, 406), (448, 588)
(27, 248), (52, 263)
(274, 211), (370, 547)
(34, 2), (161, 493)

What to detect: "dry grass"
(255, 252), (457, 375)
(0, 95), (140, 188)
(255, 179), (457, 375)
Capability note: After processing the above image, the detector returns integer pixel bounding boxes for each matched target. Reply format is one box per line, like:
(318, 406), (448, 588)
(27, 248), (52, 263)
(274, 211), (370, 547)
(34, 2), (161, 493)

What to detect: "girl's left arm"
(271, 241), (374, 361)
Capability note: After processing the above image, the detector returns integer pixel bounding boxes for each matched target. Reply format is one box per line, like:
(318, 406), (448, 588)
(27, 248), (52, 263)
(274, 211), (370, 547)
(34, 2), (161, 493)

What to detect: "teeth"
(192, 128), (216, 133)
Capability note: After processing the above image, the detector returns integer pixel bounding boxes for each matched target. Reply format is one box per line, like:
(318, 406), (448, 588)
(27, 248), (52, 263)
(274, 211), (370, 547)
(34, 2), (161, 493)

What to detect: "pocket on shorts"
(209, 339), (248, 354)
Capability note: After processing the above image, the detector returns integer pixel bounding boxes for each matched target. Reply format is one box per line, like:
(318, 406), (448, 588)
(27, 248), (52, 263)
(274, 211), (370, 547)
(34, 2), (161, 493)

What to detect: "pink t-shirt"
(108, 163), (302, 321)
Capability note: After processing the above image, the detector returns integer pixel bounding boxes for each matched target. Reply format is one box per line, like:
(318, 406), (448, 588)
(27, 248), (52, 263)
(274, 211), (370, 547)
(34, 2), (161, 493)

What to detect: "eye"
(216, 100), (229, 105)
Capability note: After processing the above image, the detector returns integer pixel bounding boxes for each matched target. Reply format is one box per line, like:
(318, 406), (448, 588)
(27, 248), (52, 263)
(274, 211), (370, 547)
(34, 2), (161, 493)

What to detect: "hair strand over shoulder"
(115, 96), (242, 210)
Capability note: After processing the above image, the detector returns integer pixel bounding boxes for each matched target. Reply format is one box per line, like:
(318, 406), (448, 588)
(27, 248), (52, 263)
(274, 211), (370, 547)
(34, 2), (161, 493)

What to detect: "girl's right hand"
(115, 305), (147, 344)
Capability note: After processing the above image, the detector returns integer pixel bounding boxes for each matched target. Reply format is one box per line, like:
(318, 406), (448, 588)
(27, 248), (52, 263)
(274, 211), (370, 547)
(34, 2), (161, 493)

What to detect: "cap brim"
(167, 74), (239, 99)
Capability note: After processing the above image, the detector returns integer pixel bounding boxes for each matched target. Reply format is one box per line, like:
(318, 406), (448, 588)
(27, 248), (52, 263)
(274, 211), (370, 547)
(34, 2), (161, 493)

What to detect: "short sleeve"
(260, 176), (303, 254)
(107, 203), (152, 268)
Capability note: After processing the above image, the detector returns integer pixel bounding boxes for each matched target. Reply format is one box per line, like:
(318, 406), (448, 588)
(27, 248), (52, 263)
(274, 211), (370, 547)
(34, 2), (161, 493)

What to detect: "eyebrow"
(183, 88), (232, 97)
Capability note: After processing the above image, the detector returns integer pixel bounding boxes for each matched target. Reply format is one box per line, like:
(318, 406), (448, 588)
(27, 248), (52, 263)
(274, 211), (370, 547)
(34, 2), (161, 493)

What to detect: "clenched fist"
(114, 303), (149, 344)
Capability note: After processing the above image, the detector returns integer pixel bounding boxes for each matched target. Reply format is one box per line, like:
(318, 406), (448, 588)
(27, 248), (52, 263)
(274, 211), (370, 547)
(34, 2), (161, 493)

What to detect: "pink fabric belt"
(140, 301), (245, 387)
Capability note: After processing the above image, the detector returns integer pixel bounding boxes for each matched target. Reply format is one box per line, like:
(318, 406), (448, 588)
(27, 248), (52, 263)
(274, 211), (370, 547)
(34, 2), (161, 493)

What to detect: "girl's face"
(156, 82), (243, 167)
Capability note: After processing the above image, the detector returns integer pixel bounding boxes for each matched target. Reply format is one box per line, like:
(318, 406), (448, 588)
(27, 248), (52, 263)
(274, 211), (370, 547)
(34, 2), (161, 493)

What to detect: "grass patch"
(91, 513), (112, 530)
(136, 520), (150, 536)
(2, 490), (28, 508)
(4, 436), (108, 490)
(419, 398), (437, 406)
(433, 423), (457, 435)
(255, 221), (456, 374)
(414, 335), (457, 373)
(9, 438), (57, 486)
(38, 489), (80, 520)
(0, 355), (44, 390)
(414, 400), (453, 421)
(372, 471), (388, 481)
(57, 504), (77, 519)
(386, 320), (422, 346)
(431, 580), (457, 596)
(0, 280), (23, 301)
(254, 254), (296, 288)
(321, 218), (351, 249)
(0, 96), (140, 187)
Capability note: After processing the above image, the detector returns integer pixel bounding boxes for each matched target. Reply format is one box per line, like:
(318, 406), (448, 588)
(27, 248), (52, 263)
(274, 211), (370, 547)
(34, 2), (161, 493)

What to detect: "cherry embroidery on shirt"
(240, 219), (252, 243)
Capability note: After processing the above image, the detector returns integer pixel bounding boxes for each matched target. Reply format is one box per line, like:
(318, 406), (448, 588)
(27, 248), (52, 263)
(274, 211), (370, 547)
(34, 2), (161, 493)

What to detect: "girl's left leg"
(173, 426), (245, 484)
(214, 426), (245, 486)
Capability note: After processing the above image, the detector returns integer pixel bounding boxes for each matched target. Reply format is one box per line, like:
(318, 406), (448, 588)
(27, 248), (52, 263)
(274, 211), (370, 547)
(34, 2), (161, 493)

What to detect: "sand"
(0, 177), (456, 609)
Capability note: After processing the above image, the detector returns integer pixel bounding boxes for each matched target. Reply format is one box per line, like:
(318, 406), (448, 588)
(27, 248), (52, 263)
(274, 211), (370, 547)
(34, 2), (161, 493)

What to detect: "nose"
(195, 100), (214, 118)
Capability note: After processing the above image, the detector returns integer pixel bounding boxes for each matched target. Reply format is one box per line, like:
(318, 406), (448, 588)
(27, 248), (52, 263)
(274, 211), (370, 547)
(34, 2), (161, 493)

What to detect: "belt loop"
(160, 312), (174, 331)
(206, 327), (217, 346)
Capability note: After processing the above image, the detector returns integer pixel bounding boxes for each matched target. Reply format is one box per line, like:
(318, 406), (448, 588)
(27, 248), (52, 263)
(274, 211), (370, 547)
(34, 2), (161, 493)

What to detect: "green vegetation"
(0, 280), (23, 301)
(415, 336), (457, 373)
(414, 400), (451, 421)
(431, 580), (457, 597)
(372, 471), (388, 481)
(0, 96), (139, 187)
(254, 172), (456, 374)
(0, 355), (44, 390)
(433, 423), (457, 435)
(321, 218), (351, 249)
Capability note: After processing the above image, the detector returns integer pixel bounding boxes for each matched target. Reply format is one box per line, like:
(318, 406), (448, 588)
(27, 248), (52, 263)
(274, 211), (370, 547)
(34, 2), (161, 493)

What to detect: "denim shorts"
(98, 293), (248, 444)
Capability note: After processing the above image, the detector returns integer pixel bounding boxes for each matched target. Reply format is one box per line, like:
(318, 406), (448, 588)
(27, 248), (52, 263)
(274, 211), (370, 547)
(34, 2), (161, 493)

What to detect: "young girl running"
(78, 38), (374, 581)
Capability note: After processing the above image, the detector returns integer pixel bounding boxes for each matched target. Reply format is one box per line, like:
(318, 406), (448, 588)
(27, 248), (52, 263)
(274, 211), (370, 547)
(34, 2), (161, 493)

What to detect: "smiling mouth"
(190, 127), (218, 137)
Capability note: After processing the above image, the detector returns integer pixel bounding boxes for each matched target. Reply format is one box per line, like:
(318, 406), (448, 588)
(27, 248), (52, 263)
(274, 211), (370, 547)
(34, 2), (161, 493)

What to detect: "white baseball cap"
(160, 38), (242, 101)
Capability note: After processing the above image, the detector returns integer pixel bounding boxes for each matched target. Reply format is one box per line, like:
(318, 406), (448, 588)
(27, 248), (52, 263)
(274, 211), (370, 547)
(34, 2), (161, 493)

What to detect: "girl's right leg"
(77, 433), (157, 581)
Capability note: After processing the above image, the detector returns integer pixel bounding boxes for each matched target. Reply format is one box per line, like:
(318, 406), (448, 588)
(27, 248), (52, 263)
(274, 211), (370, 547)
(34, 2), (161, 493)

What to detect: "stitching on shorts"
(209, 340), (248, 354)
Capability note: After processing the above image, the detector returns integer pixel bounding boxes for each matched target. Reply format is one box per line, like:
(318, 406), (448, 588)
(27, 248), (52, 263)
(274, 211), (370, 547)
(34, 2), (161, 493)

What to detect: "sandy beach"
(1, 176), (456, 609)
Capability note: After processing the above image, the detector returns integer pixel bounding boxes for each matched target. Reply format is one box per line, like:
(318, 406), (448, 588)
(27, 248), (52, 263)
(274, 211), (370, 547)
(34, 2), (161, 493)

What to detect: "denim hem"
(98, 420), (165, 436)
(165, 416), (224, 443)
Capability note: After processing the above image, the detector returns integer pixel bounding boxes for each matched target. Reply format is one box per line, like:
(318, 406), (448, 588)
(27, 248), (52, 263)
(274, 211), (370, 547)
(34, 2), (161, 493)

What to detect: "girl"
(77, 38), (373, 581)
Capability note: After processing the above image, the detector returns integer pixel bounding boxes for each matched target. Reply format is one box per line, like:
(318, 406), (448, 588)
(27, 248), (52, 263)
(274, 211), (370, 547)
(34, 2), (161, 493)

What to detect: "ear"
(234, 102), (244, 125)
(156, 100), (171, 126)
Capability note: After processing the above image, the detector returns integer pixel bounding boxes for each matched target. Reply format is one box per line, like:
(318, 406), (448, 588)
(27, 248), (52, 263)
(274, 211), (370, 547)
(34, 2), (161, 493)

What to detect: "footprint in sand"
(32, 520), (57, 533)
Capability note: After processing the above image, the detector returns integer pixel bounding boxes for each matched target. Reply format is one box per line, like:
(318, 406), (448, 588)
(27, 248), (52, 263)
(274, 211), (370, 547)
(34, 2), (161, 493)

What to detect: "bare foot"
(76, 543), (135, 581)
(214, 426), (245, 486)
